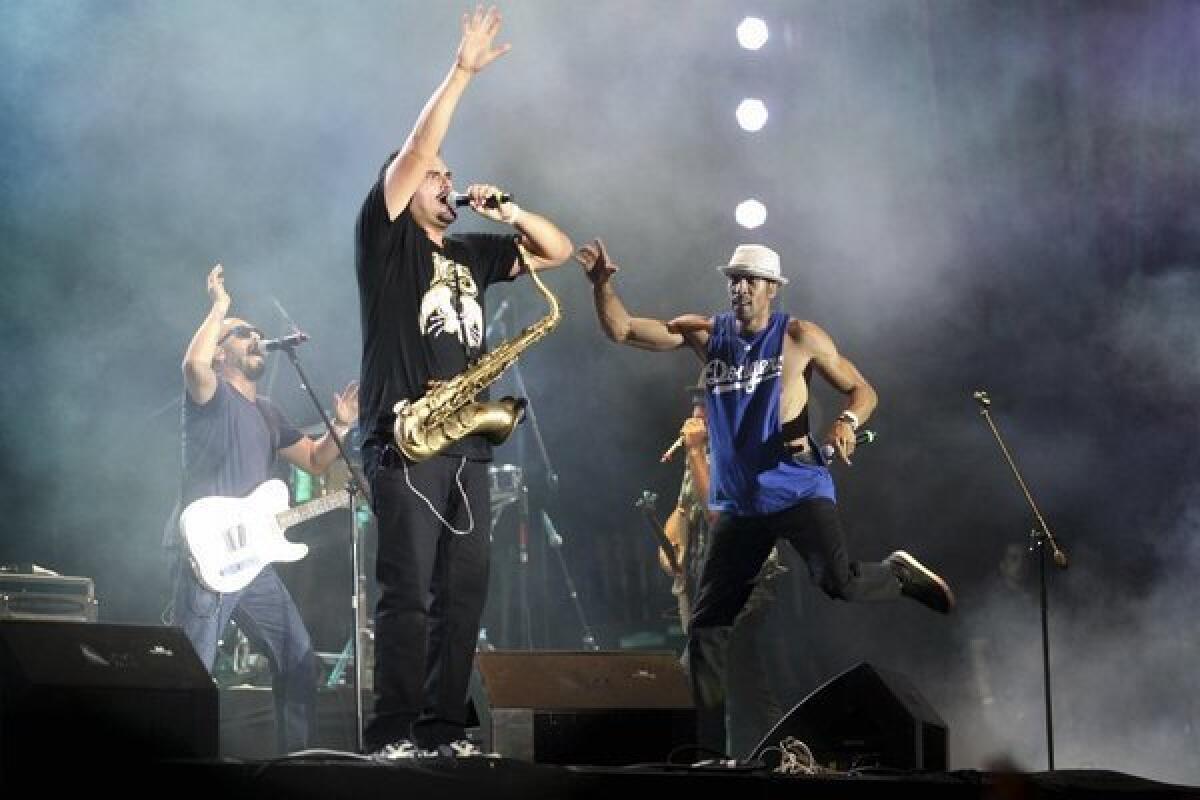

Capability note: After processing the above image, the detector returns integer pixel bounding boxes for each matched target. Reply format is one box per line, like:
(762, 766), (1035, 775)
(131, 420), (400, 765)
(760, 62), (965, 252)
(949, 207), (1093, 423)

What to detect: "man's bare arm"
(182, 264), (229, 405)
(660, 507), (687, 576)
(511, 211), (573, 272)
(681, 417), (717, 525)
(455, 182), (572, 273)
(278, 381), (359, 476)
(794, 319), (878, 463)
(575, 238), (710, 354)
(383, 8), (511, 220)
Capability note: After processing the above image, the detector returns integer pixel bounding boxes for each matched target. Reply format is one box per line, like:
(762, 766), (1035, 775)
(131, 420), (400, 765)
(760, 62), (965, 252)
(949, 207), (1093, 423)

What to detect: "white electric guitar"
(180, 479), (351, 594)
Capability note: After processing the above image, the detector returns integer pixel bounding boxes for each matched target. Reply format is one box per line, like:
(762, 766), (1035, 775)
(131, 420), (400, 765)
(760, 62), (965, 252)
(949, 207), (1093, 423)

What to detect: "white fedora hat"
(717, 244), (786, 285)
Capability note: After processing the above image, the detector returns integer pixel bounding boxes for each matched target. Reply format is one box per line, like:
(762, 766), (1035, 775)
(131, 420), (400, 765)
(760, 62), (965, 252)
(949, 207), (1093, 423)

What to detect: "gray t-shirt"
(166, 380), (302, 547)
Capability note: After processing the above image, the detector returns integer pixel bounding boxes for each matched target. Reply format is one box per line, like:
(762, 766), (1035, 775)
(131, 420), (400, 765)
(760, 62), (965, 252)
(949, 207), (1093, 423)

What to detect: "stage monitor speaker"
(751, 661), (947, 772)
(470, 650), (695, 766)
(0, 620), (218, 771)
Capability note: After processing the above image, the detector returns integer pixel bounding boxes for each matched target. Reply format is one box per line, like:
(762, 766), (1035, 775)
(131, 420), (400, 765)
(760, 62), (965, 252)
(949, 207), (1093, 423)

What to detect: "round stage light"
(736, 17), (769, 51)
(736, 98), (769, 132)
(735, 199), (767, 229)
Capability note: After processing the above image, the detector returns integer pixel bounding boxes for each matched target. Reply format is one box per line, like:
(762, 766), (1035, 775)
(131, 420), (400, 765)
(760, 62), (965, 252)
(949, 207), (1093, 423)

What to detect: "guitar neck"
(277, 490), (351, 530)
(638, 505), (680, 574)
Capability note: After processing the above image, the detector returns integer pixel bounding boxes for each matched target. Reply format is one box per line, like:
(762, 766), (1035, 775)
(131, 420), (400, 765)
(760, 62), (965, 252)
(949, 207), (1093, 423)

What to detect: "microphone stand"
(973, 390), (1068, 771)
(494, 315), (557, 649)
(544, 518), (599, 651)
(498, 319), (559, 494)
(278, 340), (373, 754)
(517, 483), (533, 650)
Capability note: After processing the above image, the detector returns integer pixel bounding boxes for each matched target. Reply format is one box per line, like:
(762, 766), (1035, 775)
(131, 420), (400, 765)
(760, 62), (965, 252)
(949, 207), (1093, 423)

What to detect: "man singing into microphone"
(354, 7), (571, 760)
(170, 263), (358, 755)
(576, 238), (954, 757)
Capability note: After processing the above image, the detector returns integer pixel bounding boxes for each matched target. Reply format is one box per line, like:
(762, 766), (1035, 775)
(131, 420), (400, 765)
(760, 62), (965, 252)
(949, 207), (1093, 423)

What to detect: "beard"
(241, 356), (266, 380)
(435, 202), (457, 227)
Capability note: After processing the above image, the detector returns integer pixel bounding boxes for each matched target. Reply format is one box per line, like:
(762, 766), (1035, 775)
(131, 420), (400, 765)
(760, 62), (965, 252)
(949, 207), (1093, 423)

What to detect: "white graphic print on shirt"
(703, 355), (783, 394)
(419, 251), (483, 349)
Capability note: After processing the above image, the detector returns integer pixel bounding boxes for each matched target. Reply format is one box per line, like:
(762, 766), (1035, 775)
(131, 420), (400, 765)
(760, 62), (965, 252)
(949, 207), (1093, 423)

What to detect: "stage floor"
(5, 754), (1198, 799)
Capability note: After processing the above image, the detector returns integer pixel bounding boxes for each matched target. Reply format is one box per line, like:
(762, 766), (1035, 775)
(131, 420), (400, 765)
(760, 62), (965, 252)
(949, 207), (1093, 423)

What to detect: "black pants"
(686, 497), (900, 755)
(362, 442), (490, 752)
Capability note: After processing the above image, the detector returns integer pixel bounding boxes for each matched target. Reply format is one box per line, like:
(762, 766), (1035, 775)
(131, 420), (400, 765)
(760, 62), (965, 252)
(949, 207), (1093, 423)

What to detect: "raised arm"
(793, 319), (878, 464)
(181, 264), (230, 405)
(575, 238), (710, 355)
(279, 381), (360, 476)
(680, 416), (716, 526)
(383, 7), (511, 220)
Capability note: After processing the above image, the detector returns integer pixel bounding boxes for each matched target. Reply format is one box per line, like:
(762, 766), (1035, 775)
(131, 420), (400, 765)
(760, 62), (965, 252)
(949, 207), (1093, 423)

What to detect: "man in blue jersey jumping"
(576, 238), (955, 757)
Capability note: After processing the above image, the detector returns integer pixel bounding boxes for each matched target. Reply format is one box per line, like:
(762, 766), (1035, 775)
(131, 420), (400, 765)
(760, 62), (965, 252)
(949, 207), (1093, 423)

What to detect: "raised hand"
(574, 238), (619, 285)
(207, 263), (230, 310)
(680, 416), (708, 452)
(333, 380), (360, 427)
(456, 6), (512, 74)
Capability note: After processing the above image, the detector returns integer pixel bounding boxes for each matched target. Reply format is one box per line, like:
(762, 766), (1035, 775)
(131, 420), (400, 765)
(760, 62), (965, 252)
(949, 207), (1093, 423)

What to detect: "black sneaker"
(885, 550), (955, 613)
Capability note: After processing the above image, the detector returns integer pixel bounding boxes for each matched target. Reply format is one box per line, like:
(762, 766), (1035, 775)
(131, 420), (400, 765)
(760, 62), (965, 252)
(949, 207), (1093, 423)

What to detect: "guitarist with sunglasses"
(168, 263), (358, 755)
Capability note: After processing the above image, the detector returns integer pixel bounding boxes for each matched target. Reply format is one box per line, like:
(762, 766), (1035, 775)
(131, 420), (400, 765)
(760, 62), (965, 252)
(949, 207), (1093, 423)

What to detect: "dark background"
(2, 0), (1198, 781)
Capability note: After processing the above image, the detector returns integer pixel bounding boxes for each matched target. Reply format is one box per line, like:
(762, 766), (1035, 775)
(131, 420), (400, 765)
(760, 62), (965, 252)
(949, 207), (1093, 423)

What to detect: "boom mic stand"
(277, 335), (372, 754)
(973, 390), (1068, 771)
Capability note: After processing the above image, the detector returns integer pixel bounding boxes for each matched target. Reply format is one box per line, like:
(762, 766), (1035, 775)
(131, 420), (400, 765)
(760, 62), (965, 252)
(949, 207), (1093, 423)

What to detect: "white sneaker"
(437, 739), (499, 758)
(372, 740), (437, 761)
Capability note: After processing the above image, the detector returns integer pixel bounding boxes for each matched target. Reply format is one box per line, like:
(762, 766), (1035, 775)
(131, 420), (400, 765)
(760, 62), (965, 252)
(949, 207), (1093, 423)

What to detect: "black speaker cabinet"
(0, 621), (218, 770)
(751, 661), (947, 771)
(470, 650), (695, 765)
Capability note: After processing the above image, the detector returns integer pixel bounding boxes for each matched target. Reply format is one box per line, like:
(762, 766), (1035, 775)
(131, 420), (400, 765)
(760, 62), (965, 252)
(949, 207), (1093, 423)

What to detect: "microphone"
(541, 511), (563, 548)
(485, 299), (510, 339)
(258, 331), (309, 352)
(820, 429), (877, 462)
(449, 190), (512, 209)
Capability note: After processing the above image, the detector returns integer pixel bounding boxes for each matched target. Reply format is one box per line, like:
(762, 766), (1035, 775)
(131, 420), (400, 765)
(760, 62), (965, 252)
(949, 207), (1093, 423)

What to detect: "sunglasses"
(218, 324), (264, 345)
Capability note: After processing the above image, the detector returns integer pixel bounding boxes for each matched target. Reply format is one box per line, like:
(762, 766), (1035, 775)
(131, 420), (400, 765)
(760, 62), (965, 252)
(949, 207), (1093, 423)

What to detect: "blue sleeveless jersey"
(704, 311), (835, 515)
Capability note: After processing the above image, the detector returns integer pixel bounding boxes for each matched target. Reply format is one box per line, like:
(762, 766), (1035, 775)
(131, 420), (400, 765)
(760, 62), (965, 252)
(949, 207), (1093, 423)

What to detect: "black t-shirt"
(355, 176), (518, 460)
(173, 380), (303, 546)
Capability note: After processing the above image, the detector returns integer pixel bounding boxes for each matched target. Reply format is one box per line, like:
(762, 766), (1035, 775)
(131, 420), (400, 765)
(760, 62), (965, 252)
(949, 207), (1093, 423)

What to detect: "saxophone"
(392, 262), (561, 462)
